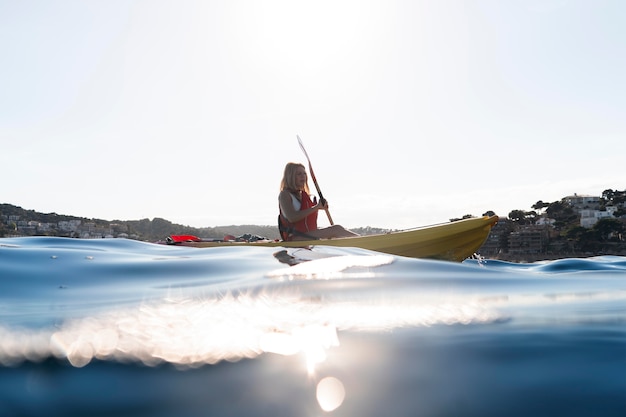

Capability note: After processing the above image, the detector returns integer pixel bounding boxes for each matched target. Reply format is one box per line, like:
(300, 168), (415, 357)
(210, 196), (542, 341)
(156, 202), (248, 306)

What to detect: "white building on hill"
(580, 206), (618, 228)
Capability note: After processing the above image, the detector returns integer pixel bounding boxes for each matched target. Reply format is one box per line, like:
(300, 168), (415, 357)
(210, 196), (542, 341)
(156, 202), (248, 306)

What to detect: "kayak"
(167, 215), (499, 262)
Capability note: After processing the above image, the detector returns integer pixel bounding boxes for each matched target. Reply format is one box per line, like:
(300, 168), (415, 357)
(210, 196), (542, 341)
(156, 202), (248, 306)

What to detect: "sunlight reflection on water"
(0, 291), (503, 369)
(316, 376), (346, 412)
(3, 288), (624, 369)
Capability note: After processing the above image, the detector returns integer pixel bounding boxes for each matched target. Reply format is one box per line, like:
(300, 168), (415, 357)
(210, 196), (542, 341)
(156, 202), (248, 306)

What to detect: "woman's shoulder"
(279, 189), (302, 203)
(279, 189), (294, 200)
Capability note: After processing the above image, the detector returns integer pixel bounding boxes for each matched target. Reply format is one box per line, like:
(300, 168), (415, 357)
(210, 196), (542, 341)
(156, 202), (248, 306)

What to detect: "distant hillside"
(0, 203), (280, 242)
(124, 217), (281, 242)
(0, 203), (397, 242)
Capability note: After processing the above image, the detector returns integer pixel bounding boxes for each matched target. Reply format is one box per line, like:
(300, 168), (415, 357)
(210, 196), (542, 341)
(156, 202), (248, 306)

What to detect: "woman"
(278, 162), (358, 241)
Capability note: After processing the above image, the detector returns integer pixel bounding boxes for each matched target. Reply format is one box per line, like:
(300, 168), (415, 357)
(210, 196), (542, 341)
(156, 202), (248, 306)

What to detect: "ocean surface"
(0, 237), (625, 417)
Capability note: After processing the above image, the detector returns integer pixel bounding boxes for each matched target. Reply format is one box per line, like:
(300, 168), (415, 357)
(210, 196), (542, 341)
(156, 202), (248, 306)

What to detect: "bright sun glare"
(231, 1), (381, 90)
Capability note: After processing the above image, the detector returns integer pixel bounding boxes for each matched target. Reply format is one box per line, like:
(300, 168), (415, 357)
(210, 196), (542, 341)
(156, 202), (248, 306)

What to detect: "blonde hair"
(280, 162), (310, 193)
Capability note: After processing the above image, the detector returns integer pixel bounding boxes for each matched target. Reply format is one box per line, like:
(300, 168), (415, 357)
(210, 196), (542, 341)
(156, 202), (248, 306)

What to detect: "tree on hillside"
(565, 226), (599, 252)
(593, 218), (625, 242)
(545, 200), (578, 230)
(602, 189), (626, 216)
(601, 189), (626, 204)
(450, 214), (474, 222)
(532, 201), (550, 212)
(508, 209), (537, 225)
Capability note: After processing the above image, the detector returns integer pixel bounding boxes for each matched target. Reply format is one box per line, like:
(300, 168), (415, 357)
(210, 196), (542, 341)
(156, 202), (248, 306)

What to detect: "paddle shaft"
(297, 135), (334, 225)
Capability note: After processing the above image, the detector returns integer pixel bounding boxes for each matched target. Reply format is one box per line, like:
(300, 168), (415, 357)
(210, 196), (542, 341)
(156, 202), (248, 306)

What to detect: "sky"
(1, 0), (624, 230)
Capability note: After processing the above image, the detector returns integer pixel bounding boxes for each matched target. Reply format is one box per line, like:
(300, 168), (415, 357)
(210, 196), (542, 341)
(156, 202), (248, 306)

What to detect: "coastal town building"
(507, 226), (549, 255)
(1, 215), (119, 239)
(564, 194), (601, 210)
(580, 207), (617, 228)
(562, 193), (623, 228)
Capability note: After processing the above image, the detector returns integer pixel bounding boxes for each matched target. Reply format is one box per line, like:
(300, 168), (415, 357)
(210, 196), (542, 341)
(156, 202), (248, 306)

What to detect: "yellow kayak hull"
(178, 216), (499, 262)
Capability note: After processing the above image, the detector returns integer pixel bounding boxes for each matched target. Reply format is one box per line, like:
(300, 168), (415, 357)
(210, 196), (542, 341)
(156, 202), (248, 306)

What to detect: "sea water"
(0, 237), (624, 417)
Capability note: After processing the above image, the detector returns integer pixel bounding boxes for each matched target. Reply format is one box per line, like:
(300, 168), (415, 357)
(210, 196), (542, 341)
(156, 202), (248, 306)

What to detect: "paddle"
(297, 135), (334, 225)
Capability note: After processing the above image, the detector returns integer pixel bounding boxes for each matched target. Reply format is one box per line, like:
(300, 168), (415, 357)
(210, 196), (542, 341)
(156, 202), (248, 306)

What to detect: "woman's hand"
(315, 198), (329, 211)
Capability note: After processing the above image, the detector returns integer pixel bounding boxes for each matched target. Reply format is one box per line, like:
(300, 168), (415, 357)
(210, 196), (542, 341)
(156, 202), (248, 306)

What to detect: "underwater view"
(1, 237), (625, 416)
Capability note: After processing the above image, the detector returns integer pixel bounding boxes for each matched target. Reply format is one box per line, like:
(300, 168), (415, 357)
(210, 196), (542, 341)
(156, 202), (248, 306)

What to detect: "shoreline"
(486, 251), (626, 263)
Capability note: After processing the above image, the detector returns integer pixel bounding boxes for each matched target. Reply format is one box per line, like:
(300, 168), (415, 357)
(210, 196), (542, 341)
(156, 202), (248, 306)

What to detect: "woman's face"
(294, 166), (307, 189)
